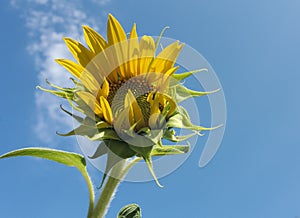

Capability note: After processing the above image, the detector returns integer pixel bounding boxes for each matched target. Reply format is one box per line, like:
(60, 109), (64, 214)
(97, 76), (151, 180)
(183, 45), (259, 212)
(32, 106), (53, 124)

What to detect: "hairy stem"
(92, 158), (141, 218)
(80, 169), (95, 218)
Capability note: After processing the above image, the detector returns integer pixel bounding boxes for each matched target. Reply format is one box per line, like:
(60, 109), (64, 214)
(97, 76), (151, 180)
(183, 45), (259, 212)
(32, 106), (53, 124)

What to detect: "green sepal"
(60, 104), (84, 123)
(146, 26), (170, 74)
(124, 128), (164, 147)
(151, 144), (190, 156)
(166, 106), (217, 132)
(172, 68), (207, 81)
(88, 142), (108, 159)
(118, 204), (142, 218)
(170, 83), (220, 102)
(154, 26), (170, 52)
(65, 96), (85, 114)
(93, 140), (136, 188)
(137, 127), (151, 134)
(105, 140), (137, 159)
(69, 77), (85, 90)
(163, 129), (197, 142)
(72, 93), (101, 119)
(129, 144), (163, 188)
(36, 86), (74, 99)
(57, 121), (120, 141)
(45, 79), (77, 93)
(37, 79), (77, 100)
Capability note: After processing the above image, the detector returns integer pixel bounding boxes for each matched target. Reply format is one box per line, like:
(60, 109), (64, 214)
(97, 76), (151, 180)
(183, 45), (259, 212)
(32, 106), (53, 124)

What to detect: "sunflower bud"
(118, 204), (141, 218)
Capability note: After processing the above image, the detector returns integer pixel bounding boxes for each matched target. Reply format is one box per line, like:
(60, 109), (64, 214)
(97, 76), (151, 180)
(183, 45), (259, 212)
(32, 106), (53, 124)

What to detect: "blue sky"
(1, 0), (300, 217)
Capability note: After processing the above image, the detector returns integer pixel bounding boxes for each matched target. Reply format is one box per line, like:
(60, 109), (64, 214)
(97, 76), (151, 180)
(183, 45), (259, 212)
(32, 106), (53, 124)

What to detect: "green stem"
(92, 158), (141, 218)
(80, 168), (95, 218)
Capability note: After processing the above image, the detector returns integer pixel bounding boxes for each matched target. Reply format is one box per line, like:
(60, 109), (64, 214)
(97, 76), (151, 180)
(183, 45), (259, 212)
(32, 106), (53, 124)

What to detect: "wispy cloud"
(11, 0), (109, 145)
(92, 0), (111, 5)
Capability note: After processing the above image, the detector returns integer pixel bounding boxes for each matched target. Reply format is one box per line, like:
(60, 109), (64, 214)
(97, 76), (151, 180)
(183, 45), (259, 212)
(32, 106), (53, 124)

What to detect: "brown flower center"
(107, 77), (155, 121)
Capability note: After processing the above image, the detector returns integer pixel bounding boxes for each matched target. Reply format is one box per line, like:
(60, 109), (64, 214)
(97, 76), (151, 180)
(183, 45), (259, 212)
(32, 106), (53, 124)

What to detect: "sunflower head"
(38, 14), (217, 186)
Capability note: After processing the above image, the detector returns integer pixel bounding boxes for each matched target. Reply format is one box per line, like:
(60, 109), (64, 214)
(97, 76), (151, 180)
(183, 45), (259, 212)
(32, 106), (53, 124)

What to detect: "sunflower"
(39, 14), (216, 186)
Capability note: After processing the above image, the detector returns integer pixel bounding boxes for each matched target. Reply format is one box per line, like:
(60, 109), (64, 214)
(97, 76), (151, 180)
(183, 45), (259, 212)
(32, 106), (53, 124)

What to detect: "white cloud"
(11, 0), (107, 145)
(33, 0), (48, 4)
(92, 0), (111, 5)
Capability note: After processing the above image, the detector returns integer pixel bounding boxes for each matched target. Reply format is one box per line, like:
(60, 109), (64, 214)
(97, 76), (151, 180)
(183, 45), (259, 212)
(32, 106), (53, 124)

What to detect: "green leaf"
(0, 147), (95, 217)
(172, 68), (207, 81)
(0, 147), (86, 169)
(118, 204), (142, 218)
(151, 144), (190, 156)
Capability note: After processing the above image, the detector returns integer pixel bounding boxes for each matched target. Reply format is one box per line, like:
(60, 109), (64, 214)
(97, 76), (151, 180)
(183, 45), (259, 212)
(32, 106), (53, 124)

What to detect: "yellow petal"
(125, 90), (146, 129)
(161, 94), (177, 117)
(107, 14), (127, 45)
(151, 41), (184, 73)
(97, 77), (110, 99)
(101, 77), (110, 99)
(56, 59), (100, 95)
(63, 38), (94, 67)
(149, 93), (161, 115)
(124, 93), (135, 126)
(83, 25), (107, 54)
(157, 66), (179, 91)
(148, 93), (161, 128)
(99, 96), (113, 124)
(77, 91), (103, 117)
(106, 14), (128, 78)
(55, 59), (84, 79)
(79, 69), (100, 96)
(82, 26), (115, 82)
(139, 36), (155, 74)
(129, 23), (138, 39)
(127, 23), (139, 76)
